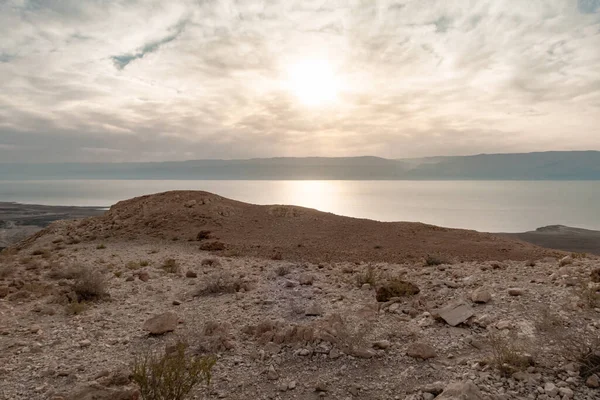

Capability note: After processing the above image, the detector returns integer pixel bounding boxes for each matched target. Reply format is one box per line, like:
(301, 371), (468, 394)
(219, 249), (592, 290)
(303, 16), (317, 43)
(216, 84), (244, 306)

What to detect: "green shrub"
(132, 342), (216, 400)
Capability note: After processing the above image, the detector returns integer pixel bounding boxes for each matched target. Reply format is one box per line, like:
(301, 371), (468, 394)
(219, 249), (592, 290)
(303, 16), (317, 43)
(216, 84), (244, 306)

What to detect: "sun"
(286, 59), (340, 106)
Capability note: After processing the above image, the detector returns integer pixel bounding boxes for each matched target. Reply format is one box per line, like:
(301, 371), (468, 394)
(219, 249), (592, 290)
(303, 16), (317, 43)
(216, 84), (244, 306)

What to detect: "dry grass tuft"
(194, 273), (247, 296)
(375, 277), (420, 302)
(132, 342), (216, 400)
(65, 301), (89, 315)
(487, 332), (532, 376)
(274, 265), (291, 277)
(355, 265), (379, 287)
(72, 267), (108, 302)
(161, 259), (180, 274)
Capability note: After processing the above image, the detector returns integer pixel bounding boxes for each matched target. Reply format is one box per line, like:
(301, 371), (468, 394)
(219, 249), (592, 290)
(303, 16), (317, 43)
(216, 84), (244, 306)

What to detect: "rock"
(305, 304), (323, 316)
(315, 381), (329, 392)
(329, 348), (341, 359)
(0, 286), (9, 298)
(471, 289), (492, 304)
(544, 382), (558, 397)
(361, 283), (371, 290)
(422, 394), (435, 400)
(496, 320), (512, 330)
(299, 274), (314, 285)
(185, 270), (197, 278)
(508, 288), (525, 296)
(436, 381), (484, 400)
(288, 381), (296, 390)
(138, 271), (149, 282)
(125, 276), (134, 282)
(558, 387), (574, 398)
(559, 255), (573, 266)
(421, 382), (445, 395)
(172, 300), (181, 306)
(436, 302), (474, 326)
(142, 312), (178, 335)
(79, 339), (92, 348)
(406, 342), (437, 359)
(586, 374), (599, 388)
(266, 365), (278, 380)
(591, 268), (600, 283)
(184, 200), (197, 208)
(372, 340), (391, 350)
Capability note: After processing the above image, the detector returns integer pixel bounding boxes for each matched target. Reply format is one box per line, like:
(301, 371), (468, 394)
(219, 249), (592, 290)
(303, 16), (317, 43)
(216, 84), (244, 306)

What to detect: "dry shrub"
(375, 277), (420, 302)
(425, 255), (446, 266)
(487, 331), (532, 376)
(274, 265), (291, 277)
(72, 267), (108, 302)
(355, 265), (378, 287)
(140, 260), (150, 267)
(161, 259), (180, 274)
(317, 314), (371, 355)
(96, 244), (106, 250)
(127, 261), (142, 270)
(533, 306), (564, 334)
(194, 273), (246, 296)
(195, 321), (236, 353)
(199, 241), (226, 251)
(554, 330), (600, 378)
(132, 342), (216, 400)
(196, 230), (211, 241)
(577, 281), (600, 309)
(200, 258), (220, 267)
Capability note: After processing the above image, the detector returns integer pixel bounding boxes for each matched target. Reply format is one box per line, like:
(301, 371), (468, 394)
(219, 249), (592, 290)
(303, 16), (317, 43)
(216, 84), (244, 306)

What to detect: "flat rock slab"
(143, 312), (178, 335)
(437, 303), (474, 327)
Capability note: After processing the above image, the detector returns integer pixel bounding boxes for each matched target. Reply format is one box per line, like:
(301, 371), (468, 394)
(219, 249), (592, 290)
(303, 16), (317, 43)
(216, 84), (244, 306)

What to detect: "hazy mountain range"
(1, 151), (599, 180)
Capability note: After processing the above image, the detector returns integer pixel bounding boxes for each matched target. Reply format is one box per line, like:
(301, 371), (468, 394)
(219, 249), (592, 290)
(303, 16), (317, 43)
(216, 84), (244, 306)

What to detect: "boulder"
(436, 302), (474, 326)
(436, 381), (483, 400)
(142, 312), (178, 335)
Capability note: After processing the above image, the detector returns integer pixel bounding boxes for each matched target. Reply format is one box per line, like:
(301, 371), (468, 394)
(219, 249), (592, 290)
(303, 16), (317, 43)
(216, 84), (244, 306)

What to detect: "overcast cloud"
(0, 0), (599, 162)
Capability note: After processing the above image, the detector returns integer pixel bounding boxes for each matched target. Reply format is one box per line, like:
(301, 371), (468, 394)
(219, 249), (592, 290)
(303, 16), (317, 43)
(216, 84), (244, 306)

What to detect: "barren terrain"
(1, 191), (599, 400)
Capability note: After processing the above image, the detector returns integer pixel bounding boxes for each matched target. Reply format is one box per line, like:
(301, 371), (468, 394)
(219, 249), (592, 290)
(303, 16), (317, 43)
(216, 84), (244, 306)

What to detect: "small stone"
(79, 340), (92, 348)
(299, 274), (314, 285)
(266, 365), (279, 380)
(142, 312), (178, 335)
(436, 381), (483, 400)
(172, 300), (181, 306)
(298, 349), (311, 356)
(138, 272), (149, 282)
(406, 342), (437, 359)
(372, 340), (391, 350)
(508, 288), (524, 296)
(544, 382), (558, 397)
(586, 374), (599, 388)
(288, 381), (296, 390)
(559, 255), (573, 267)
(185, 270), (197, 278)
(496, 320), (512, 330)
(471, 289), (492, 304)
(315, 382), (329, 392)
(421, 382), (445, 395)
(329, 348), (341, 359)
(125, 276), (134, 282)
(361, 283), (371, 290)
(558, 387), (573, 398)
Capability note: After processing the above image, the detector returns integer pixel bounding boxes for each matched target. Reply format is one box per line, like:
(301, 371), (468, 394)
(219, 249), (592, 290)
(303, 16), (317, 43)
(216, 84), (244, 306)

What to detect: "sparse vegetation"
(194, 273), (246, 296)
(96, 244), (106, 250)
(161, 259), (180, 274)
(487, 332), (532, 376)
(199, 241), (226, 251)
(65, 301), (89, 315)
(196, 230), (211, 241)
(127, 261), (142, 270)
(201, 258), (220, 267)
(72, 267), (108, 302)
(0, 264), (14, 279)
(131, 342), (216, 400)
(424, 254), (446, 266)
(375, 277), (420, 302)
(275, 264), (290, 276)
(577, 281), (600, 309)
(140, 260), (150, 267)
(355, 265), (378, 287)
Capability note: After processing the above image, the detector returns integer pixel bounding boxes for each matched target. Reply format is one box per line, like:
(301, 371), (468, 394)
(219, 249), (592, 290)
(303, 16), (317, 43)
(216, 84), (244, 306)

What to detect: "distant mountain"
(1, 151), (599, 180)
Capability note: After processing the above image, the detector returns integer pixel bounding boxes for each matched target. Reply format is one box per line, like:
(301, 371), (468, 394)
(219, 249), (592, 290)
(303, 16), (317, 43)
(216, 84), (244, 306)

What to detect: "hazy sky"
(1, 0), (599, 162)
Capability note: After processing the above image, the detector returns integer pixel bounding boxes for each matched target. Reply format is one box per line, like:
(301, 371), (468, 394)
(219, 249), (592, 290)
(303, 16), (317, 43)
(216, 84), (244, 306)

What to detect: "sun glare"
(286, 59), (340, 106)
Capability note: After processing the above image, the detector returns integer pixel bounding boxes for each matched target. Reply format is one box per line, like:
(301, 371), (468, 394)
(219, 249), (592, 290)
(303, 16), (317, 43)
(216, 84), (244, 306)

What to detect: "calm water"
(0, 180), (599, 233)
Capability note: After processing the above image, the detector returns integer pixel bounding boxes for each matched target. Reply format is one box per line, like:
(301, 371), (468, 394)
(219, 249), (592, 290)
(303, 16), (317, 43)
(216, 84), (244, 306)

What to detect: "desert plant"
(199, 241), (226, 251)
(274, 265), (291, 277)
(127, 261), (142, 270)
(194, 273), (245, 296)
(487, 331), (532, 376)
(65, 301), (89, 315)
(424, 255), (446, 266)
(375, 277), (420, 302)
(96, 244), (106, 250)
(201, 258), (220, 267)
(161, 259), (180, 274)
(577, 281), (600, 309)
(46, 264), (81, 280)
(140, 260), (150, 267)
(72, 267), (108, 302)
(132, 342), (216, 400)
(355, 265), (378, 287)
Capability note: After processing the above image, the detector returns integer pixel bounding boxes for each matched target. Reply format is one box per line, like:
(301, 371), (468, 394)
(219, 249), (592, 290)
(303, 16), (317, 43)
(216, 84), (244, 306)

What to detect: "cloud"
(110, 20), (187, 70)
(0, 0), (599, 162)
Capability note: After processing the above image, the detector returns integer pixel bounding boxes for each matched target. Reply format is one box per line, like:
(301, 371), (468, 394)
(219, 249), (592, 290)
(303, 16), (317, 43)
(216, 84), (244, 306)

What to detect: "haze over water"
(1, 180), (598, 233)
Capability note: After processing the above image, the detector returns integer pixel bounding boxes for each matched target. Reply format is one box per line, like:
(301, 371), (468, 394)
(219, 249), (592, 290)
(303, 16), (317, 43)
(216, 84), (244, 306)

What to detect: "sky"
(0, 0), (599, 162)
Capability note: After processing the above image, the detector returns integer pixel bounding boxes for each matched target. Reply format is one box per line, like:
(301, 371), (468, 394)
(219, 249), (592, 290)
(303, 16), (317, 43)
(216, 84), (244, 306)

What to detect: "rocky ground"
(1, 192), (599, 400)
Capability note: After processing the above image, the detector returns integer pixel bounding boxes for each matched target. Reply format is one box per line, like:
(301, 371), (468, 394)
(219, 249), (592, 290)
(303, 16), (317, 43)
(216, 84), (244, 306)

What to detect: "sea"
(0, 180), (599, 233)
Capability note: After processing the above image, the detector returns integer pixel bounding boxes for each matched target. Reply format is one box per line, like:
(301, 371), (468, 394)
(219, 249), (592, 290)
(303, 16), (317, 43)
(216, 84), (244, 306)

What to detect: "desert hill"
(21, 191), (559, 263)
